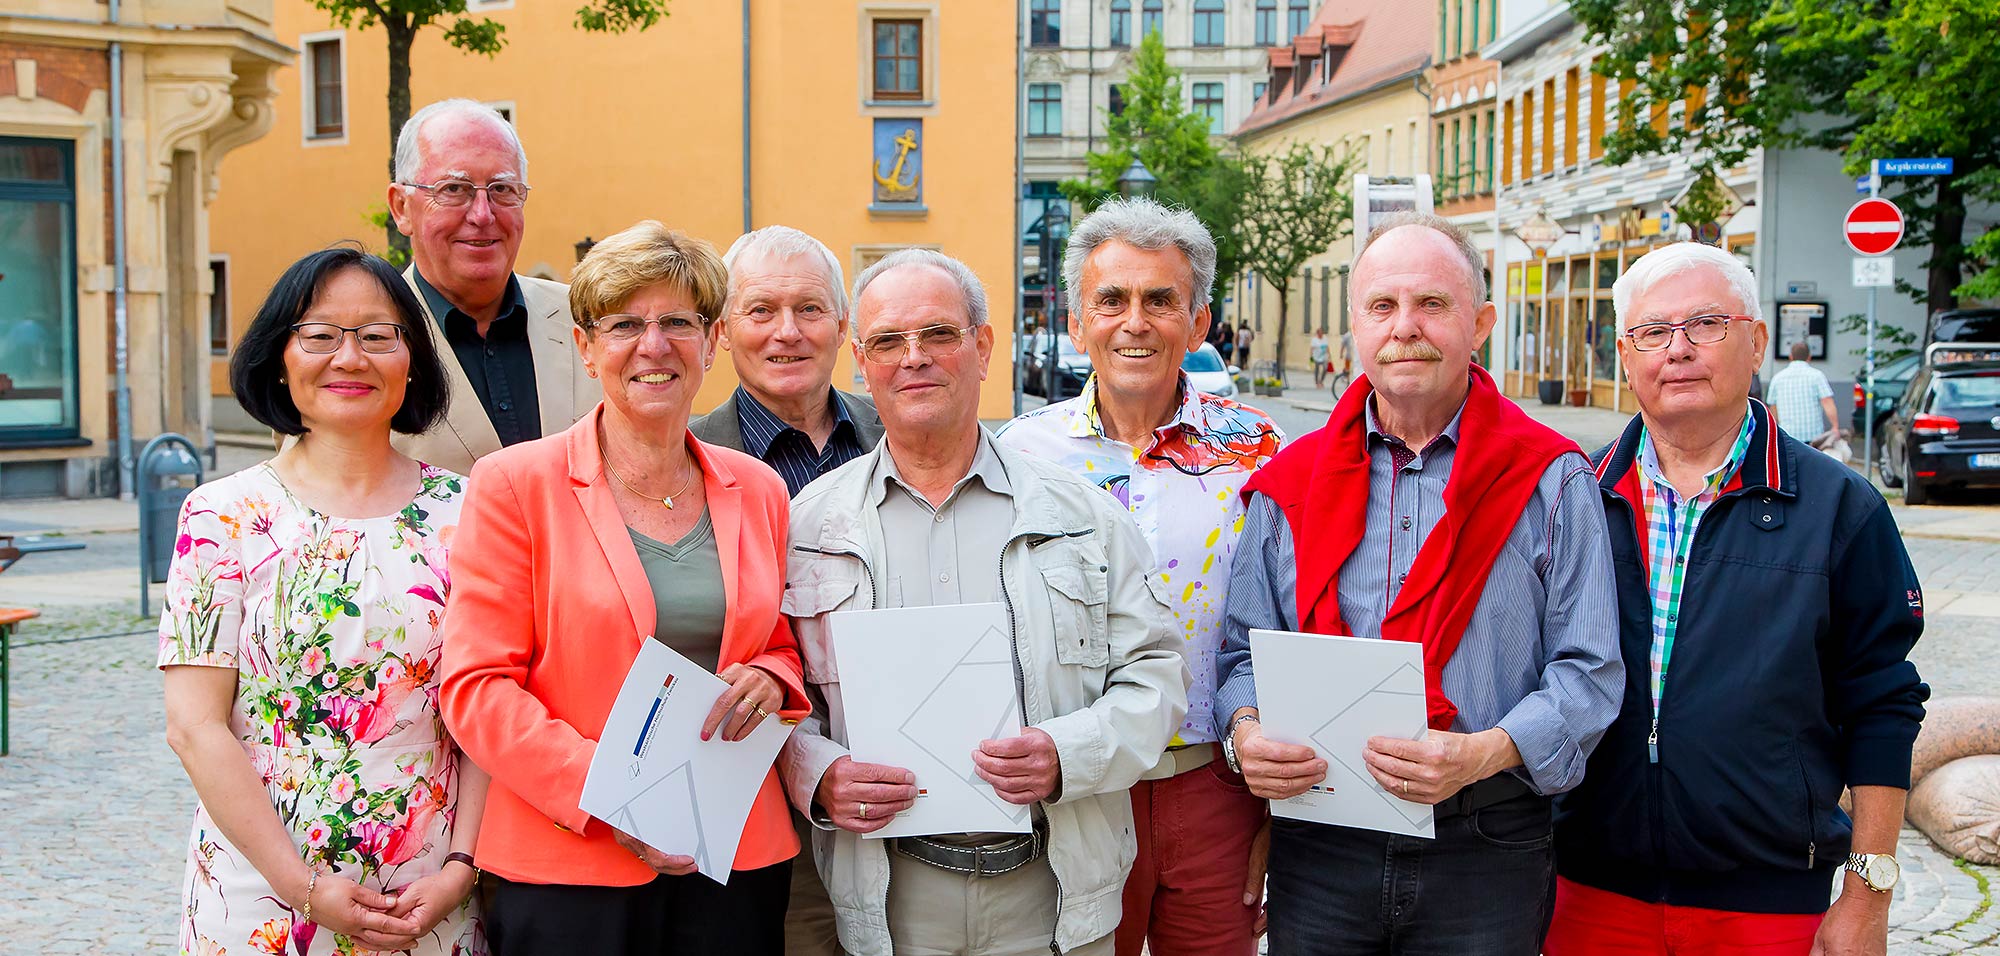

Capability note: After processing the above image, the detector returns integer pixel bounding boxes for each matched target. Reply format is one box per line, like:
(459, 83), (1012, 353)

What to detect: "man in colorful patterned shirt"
(1549, 242), (1927, 956)
(998, 197), (1282, 956)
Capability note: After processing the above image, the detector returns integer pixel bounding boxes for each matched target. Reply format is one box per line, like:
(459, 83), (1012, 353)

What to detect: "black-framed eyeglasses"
(402, 178), (530, 208)
(587, 312), (712, 342)
(858, 323), (975, 364)
(1622, 313), (1754, 352)
(291, 322), (405, 354)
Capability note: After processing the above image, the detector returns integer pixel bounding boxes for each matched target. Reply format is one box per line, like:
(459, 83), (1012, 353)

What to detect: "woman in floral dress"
(161, 247), (486, 956)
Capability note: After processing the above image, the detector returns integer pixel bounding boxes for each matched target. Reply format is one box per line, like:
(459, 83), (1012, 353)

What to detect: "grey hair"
(1359, 211), (1488, 305)
(722, 225), (848, 318)
(1062, 197), (1217, 315)
(393, 99), (527, 184)
(849, 248), (989, 341)
(1613, 241), (1760, 332)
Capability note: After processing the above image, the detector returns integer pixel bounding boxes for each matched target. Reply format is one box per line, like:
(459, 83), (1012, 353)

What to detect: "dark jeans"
(481, 861), (791, 956)
(1267, 793), (1555, 956)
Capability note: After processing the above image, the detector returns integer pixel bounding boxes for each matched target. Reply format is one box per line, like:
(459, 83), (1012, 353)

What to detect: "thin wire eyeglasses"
(587, 312), (712, 342)
(291, 322), (405, 354)
(402, 178), (530, 208)
(858, 323), (975, 364)
(1622, 314), (1755, 352)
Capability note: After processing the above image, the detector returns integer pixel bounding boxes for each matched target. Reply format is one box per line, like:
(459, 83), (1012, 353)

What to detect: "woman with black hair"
(158, 246), (489, 956)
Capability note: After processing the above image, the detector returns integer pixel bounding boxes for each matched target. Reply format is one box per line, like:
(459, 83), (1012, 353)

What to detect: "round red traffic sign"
(1844, 198), (1904, 256)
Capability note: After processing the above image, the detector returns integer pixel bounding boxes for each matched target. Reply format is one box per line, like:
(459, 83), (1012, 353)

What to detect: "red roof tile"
(1236, 0), (1436, 137)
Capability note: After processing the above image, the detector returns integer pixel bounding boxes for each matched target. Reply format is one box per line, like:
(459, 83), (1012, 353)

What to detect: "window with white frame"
(1028, 83), (1062, 137)
(1193, 82), (1224, 134)
(302, 33), (346, 140)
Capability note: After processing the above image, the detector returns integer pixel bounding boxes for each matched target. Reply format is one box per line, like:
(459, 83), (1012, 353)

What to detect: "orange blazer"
(441, 403), (809, 885)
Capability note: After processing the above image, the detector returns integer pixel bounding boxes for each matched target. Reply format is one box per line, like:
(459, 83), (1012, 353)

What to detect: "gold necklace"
(603, 452), (700, 509)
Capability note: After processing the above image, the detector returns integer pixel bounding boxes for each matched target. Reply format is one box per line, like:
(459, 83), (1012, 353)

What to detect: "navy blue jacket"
(1555, 403), (1927, 914)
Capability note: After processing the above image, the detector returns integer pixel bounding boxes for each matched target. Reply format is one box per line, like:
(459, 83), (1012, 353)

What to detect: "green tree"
(1571, 0), (2000, 314)
(312, 0), (670, 255)
(1061, 31), (1246, 302)
(1234, 142), (1359, 379)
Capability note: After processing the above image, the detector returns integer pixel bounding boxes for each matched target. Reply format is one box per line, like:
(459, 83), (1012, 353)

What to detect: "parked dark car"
(1926, 308), (2000, 349)
(1879, 358), (2000, 505)
(1852, 351), (1922, 436)
(1046, 335), (1092, 400)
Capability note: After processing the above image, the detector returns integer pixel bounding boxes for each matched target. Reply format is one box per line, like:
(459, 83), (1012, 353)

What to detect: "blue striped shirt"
(1211, 406), (1625, 795)
(734, 387), (868, 498)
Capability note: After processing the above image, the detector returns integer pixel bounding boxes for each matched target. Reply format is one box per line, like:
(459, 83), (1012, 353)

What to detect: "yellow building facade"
(209, 0), (1019, 422)
(1230, 0), (1432, 380)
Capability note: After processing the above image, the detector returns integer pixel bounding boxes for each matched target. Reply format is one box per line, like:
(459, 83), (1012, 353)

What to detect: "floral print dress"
(158, 463), (484, 956)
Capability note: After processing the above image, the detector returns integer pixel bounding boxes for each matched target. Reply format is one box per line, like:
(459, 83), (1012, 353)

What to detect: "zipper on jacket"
(790, 545), (879, 610)
(1647, 718), (1659, 764)
(1798, 752), (1819, 869)
(999, 527), (1093, 956)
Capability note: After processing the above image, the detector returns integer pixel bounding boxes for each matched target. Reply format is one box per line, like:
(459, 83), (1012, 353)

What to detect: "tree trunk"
(1926, 175), (1967, 318)
(384, 19), (415, 259)
(1272, 280), (1290, 385)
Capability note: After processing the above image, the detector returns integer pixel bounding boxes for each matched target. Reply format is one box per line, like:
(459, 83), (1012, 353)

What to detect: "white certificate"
(1250, 628), (1435, 839)
(579, 640), (794, 885)
(830, 604), (1034, 839)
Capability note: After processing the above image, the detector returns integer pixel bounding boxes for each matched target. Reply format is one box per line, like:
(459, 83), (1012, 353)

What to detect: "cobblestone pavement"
(1, 597), (1994, 954)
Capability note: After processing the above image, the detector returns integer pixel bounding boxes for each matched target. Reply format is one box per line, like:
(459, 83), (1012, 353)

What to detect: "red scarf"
(1243, 366), (1578, 730)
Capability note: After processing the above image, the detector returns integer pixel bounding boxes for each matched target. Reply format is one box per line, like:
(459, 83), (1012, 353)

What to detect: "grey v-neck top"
(628, 508), (726, 673)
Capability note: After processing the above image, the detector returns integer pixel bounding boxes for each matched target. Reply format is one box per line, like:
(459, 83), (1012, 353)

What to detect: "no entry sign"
(1844, 198), (1904, 256)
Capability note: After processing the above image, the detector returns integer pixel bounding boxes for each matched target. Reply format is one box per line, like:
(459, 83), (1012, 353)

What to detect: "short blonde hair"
(569, 220), (729, 330)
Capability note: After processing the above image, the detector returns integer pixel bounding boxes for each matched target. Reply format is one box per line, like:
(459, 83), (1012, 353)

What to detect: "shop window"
(0, 137), (79, 442)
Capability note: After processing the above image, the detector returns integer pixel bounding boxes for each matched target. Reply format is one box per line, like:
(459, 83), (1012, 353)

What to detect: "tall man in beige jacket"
(383, 98), (595, 473)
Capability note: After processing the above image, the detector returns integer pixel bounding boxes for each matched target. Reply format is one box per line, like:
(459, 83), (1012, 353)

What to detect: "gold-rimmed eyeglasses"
(402, 178), (530, 208)
(1622, 314), (1754, 352)
(858, 323), (975, 364)
(291, 322), (405, 354)
(587, 312), (712, 342)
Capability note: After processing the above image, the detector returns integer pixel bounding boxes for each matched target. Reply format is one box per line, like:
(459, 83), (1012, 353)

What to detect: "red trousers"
(1114, 750), (1266, 956)
(1545, 876), (1826, 956)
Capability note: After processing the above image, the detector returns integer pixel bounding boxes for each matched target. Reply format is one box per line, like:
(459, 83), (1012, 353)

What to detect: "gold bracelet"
(302, 866), (320, 925)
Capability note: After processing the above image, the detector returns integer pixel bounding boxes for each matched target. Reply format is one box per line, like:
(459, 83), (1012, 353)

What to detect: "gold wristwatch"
(1844, 853), (1900, 893)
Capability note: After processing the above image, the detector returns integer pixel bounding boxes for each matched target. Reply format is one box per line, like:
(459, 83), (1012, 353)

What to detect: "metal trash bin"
(138, 434), (205, 612)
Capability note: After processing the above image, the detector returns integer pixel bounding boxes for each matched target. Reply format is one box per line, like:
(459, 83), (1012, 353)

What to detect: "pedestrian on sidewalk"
(1234, 321), (1256, 373)
(1310, 330), (1330, 388)
(1768, 340), (1842, 450)
(162, 247), (485, 955)
(1548, 241), (1928, 956)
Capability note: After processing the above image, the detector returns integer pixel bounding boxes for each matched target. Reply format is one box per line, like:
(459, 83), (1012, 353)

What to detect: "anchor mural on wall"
(871, 119), (923, 205)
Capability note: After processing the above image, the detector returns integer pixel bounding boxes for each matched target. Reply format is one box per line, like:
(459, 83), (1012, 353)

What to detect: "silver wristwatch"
(1845, 853), (1900, 893)
(1220, 714), (1260, 774)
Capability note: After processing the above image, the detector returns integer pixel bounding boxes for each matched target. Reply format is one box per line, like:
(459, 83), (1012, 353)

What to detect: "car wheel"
(1877, 440), (1902, 488)
(1904, 464), (1931, 506)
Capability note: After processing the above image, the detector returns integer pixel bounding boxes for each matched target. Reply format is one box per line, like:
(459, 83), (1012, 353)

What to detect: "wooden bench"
(0, 607), (38, 756)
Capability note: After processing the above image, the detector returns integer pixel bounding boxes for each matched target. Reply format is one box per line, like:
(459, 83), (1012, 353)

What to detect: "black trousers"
(1266, 792), (1555, 956)
(480, 861), (791, 956)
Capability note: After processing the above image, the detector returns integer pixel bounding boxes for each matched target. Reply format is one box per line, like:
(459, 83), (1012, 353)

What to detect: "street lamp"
(1117, 158), (1158, 198)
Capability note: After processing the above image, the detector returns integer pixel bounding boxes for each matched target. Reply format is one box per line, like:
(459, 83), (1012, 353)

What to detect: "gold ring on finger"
(1401, 779), (1410, 795)
(860, 802), (870, 820)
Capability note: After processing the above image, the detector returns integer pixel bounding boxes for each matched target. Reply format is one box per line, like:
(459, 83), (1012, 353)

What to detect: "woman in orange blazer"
(441, 221), (807, 955)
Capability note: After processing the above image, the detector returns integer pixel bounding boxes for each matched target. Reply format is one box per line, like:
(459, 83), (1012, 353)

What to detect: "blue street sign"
(1856, 176), (1871, 194)
(1878, 158), (1955, 176)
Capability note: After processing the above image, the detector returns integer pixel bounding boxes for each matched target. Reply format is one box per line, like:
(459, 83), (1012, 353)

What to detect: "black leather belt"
(1432, 773), (1541, 820)
(892, 822), (1048, 877)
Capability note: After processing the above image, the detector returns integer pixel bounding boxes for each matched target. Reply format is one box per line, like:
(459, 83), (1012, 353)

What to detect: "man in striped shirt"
(1213, 214), (1622, 955)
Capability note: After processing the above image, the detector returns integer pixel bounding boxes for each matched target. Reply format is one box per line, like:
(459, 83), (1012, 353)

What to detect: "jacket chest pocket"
(1039, 562), (1110, 668)
(781, 572), (862, 684)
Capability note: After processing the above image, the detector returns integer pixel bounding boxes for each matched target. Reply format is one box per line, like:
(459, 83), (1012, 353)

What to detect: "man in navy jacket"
(1548, 242), (1927, 956)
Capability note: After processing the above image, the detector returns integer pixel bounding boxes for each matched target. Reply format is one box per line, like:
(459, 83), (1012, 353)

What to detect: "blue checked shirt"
(1766, 361), (1835, 441)
(1634, 409), (1755, 761)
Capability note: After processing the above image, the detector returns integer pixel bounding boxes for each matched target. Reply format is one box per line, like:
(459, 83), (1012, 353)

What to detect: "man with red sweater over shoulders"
(1212, 214), (1623, 955)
